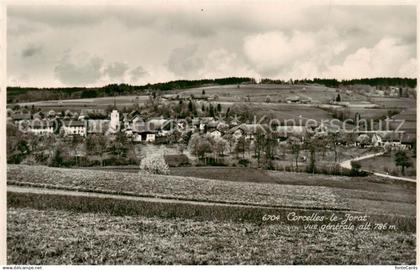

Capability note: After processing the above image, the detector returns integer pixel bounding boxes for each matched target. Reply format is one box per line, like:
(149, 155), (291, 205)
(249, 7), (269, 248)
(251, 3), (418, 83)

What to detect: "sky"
(7, 3), (417, 87)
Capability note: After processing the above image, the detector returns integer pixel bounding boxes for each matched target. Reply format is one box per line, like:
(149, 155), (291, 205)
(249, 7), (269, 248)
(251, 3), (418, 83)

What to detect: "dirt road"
(339, 151), (416, 183)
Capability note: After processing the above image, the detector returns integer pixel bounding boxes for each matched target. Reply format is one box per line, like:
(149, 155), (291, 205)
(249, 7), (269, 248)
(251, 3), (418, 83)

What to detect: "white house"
(132, 124), (157, 143)
(62, 120), (87, 136)
(29, 120), (54, 135)
(371, 133), (383, 147)
(209, 130), (222, 138)
(133, 131), (156, 143)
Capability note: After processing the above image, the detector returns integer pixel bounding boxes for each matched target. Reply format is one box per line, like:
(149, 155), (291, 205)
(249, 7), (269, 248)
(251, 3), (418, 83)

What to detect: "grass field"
(359, 152), (416, 179)
(370, 97), (415, 110)
(14, 95), (150, 111)
(8, 165), (416, 216)
(7, 164), (416, 264)
(177, 84), (367, 104)
(7, 208), (416, 264)
(7, 165), (345, 209)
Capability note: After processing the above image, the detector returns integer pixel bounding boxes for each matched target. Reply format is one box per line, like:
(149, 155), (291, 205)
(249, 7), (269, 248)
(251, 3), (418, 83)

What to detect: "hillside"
(8, 165), (416, 217)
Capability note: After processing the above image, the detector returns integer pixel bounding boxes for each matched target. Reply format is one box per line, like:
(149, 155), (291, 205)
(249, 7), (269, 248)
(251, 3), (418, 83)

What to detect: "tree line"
(7, 77), (256, 103)
(261, 77), (417, 88)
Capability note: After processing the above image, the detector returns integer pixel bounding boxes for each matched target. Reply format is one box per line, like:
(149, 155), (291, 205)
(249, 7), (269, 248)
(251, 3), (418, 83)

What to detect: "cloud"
(243, 31), (317, 74)
(6, 4), (417, 87)
(21, 44), (42, 58)
(326, 38), (416, 79)
(167, 44), (204, 77)
(54, 52), (104, 85)
(104, 62), (129, 79)
(129, 66), (149, 82)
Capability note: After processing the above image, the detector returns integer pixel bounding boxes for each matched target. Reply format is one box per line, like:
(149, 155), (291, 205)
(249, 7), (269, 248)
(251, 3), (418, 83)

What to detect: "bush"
(164, 154), (190, 167)
(238, 159), (250, 167)
(140, 152), (170, 175)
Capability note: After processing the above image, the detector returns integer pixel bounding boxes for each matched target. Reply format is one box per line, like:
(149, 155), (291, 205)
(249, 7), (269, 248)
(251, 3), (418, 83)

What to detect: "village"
(7, 88), (415, 178)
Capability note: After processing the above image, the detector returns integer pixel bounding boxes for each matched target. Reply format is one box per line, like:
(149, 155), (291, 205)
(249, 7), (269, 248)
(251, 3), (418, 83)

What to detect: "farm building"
(228, 124), (268, 140)
(286, 96), (301, 103)
(62, 120), (87, 137)
(11, 113), (31, 124)
(29, 120), (55, 135)
(132, 125), (157, 143)
(87, 119), (110, 135)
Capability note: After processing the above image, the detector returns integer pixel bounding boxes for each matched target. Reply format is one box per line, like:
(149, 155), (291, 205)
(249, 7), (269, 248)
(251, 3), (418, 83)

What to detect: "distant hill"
(7, 77), (416, 103)
(261, 77), (417, 88)
(7, 77), (256, 103)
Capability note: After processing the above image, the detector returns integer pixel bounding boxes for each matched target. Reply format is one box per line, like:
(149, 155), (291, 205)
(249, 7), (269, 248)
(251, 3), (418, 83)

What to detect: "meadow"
(7, 164), (416, 264)
(8, 164), (416, 217)
(7, 165), (345, 209)
(7, 208), (416, 264)
(359, 151), (416, 179)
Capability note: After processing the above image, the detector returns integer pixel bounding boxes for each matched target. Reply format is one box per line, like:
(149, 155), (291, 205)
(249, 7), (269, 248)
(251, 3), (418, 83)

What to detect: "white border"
(0, 0), (418, 266)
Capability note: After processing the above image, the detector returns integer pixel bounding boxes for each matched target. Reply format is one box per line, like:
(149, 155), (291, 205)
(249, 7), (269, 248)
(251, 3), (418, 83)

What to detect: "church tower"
(109, 98), (120, 133)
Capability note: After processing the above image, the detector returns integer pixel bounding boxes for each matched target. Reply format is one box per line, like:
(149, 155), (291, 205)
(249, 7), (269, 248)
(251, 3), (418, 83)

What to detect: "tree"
(216, 103), (222, 112)
(86, 134), (107, 166)
(254, 130), (266, 165)
(216, 122), (229, 134)
(109, 133), (129, 158)
(234, 136), (248, 158)
(213, 137), (230, 156)
(202, 89), (206, 95)
(265, 95), (271, 103)
(289, 136), (301, 170)
(49, 146), (64, 167)
(209, 104), (215, 117)
(225, 107), (231, 119)
(139, 151), (170, 175)
(329, 131), (340, 162)
(395, 150), (412, 175)
(189, 134), (213, 159)
(181, 130), (193, 145)
(357, 134), (370, 148)
(350, 160), (362, 175)
(304, 134), (325, 174)
(336, 94), (341, 102)
(188, 100), (193, 112)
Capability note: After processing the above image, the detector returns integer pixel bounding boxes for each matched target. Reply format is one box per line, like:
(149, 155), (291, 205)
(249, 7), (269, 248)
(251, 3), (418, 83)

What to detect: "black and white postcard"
(1, 0), (418, 266)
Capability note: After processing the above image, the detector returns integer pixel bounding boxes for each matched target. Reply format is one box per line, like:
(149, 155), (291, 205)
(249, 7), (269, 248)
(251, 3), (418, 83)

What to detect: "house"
(132, 121), (157, 143)
(389, 87), (399, 97)
(133, 127), (157, 142)
(11, 113), (31, 124)
(401, 134), (415, 150)
(286, 96), (301, 103)
(147, 117), (167, 130)
(159, 120), (177, 137)
(371, 133), (383, 147)
(29, 120), (54, 135)
(32, 112), (44, 120)
(229, 124), (268, 140)
(276, 126), (306, 141)
(48, 110), (56, 118)
(375, 90), (385, 97)
(209, 129), (222, 138)
(87, 119), (109, 134)
(62, 120), (87, 137)
(122, 111), (144, 136)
